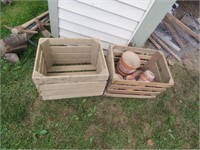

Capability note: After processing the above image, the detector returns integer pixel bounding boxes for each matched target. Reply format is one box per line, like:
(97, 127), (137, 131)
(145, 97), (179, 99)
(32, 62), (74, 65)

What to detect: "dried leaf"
(147, 139), (154, 147)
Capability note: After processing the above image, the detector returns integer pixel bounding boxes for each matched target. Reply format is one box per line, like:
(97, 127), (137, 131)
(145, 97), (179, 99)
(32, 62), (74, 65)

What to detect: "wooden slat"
(53, 53), (90, 59)
(48, 64), (96, 72)
(40, 85), (104, 97)
(35, 47), (42, 72)
(143, 51), (162, 69)
(114, 54), (151, 60)
(104, 92), (156, 98)
(112, 79), (173, 88)
(41, 56), (46, 75)
(151, 34), (181, 61)
(38, 50), (44, 73)
(42, 92), (103, 100)
(148, 62), (162, 82)
(106, 45), (115, 80)
(48, 38), (93, 46)
(165, 13), (200, 42)
(38, 81), (106, 91)
(50, 46), (92, 53)
(157, 54), (173, 83)
(54, 58), (91, 64)
(114, 58), (147, 65)
(108, 89), (160, 95)
(110, 84), (166, 92)
(96, 50), (108, 74)
(33, 73), (108, 85)
(40, 39), (53, 69)
(47, 71), (97, 76)
(91, 39), (100, 66)
(113, 46), (157, 55)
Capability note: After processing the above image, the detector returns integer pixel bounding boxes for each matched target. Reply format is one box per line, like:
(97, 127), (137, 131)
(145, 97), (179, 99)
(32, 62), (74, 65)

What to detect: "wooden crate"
(105, 45), (174, 98)
(32, 38), (109, 100)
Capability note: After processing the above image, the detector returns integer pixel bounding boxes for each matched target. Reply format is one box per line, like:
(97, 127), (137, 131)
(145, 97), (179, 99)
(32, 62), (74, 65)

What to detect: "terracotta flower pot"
(117, 51), (141, 77)
(138, 70), (155, 82)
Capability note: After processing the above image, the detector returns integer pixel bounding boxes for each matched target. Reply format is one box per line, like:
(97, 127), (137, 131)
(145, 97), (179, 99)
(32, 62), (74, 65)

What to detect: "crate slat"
(110, 85), (166, 92)
(48, 38), (94, 45)
(104, 92), (156, 98)
(50, 46), (92, 53)
(38, 81), (106, 91)
(42, 92), (103, 100)
(40, 85), (104, 97)
(108, 89), (161, 95)
(112, 80), (173, 88)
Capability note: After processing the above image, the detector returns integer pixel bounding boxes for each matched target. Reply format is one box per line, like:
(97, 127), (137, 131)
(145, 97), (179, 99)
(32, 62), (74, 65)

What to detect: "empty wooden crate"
(32, 38), (109, 100)
(105, 45), (174, 98)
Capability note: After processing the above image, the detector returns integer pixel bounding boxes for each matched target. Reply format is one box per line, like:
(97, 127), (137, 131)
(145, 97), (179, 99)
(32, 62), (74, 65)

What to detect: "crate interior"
(112, 47), (172, 83)
(36, 38), (105, 76)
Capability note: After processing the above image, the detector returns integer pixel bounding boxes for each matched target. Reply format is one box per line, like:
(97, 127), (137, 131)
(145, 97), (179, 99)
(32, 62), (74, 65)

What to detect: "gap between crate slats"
(48, 64), (96, 72)
(108, 89), (161, 95)
(47, 71), (97, 76)
(53, 58), (91, 64)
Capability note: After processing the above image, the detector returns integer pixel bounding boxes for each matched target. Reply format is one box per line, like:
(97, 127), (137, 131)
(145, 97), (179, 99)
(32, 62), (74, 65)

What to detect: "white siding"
(56, 0), (154, 49)
(49, 0), (177, 49)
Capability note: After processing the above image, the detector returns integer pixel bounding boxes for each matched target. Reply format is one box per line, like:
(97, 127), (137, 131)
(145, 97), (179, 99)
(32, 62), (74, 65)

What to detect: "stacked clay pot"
(116, 51), (141, 77)
(138, 70), (155, 82)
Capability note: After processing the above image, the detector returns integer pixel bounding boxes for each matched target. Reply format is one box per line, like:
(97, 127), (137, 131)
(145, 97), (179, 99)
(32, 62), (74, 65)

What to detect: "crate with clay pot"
(105, 45), (174, 98)
(32, 38), (109, 100)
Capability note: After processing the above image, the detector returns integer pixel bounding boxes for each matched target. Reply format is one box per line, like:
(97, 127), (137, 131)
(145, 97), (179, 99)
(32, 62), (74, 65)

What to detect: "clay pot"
(125, 70), (143, 80)
(138, 70), (155, 82)
(114, 73), (123, 80)
(117, 51), (141, 77)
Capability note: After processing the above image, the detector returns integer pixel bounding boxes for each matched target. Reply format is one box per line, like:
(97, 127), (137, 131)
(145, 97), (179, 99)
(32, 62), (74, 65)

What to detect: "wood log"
(151, 33), (181, 61)
(165, 13), (200, 42)
(149, 36), (161, 49)
(154, 31), (181, 52)
(163, 20), (186, 50)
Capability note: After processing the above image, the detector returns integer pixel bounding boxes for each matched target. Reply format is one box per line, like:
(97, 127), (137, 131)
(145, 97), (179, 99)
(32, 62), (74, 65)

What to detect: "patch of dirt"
(143, 123), (153, 139)
(84, 124), (98, 141)
(28, 97), (44, 124)
(63, 107), (75, 117)
(96, 100), (128, 128)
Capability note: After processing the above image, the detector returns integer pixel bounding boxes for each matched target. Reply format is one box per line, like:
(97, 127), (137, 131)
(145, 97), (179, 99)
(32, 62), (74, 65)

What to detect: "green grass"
(1, 1), (199, 149)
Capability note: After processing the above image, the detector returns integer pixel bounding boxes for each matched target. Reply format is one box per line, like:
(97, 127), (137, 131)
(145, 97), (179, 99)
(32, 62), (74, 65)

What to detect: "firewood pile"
(0, 11), (50, 62)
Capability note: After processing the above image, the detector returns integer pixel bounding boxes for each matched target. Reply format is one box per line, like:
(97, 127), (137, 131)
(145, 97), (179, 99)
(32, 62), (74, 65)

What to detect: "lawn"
(1, 1), (199, 149)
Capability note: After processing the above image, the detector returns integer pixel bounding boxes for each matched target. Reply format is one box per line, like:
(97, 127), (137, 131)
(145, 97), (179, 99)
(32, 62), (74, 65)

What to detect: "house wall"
(48, 0), (176, 48)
